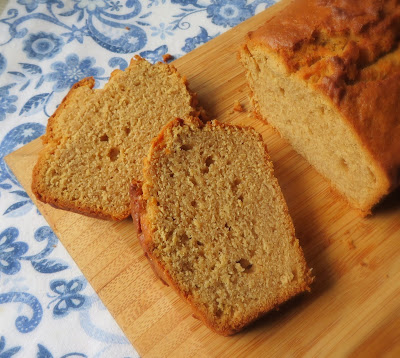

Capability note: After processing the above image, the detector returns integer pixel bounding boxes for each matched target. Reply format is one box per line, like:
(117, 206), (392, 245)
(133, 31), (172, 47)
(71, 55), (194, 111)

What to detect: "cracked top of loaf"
(246, 0), (400, 182)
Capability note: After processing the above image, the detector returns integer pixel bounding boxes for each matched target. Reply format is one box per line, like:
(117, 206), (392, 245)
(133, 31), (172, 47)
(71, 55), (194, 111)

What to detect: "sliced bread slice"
(32, 56), (199, 220)
(130, 117), (313, 335)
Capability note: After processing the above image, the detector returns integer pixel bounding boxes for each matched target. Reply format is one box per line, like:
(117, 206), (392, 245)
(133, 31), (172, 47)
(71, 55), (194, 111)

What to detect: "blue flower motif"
(60, 25), (88, 44)
(23, 32), (64, 60)
(17, 0), (57, 13)
(75, 0), (106, 12)
(108, 57), (128, 70)
(171, 0), (198, 5)
(148, 0), (166, 6)
(0, 228), (28, 276)
(46, 54), (105, 92)
(0, 292), (43, 333)
(150, 23), (174, 40)
(0, 54), (6, 77)
(0, 86), (18, 121)
(0, 336), (21, 357)
(48, 278), (87, 317)
(140, 45), (168, 64)
(36, 344), (87, 358)
(108, 0), (122, 11)
(182, 27), (215, 53)
(207, 0), (252, 27)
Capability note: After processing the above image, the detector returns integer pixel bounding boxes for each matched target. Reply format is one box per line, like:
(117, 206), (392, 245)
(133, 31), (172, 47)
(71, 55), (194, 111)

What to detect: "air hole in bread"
(227, 160), (232, 165)
(197, 241), (203, 246)
(232, 178), (242, 192)
(234, 178), (242, 186)
(101, 186), (106, 191)
(124, 127), (131, 135)
(215, 309), (223, 318)
(191, 200), (197, 207)
(190, 177), (197, 185)
(181, 234), (190, 242)
(201, 167), (209, 174)
(237, 258), (253, 273)
(205, 156), (214, 167)
(279, 87), (285, 95)
(108, 147), (120, 161)
(309, 56), (321, 66)
(224, 223), (231, 231)
(170, 173), (174, 178)
(319, 106), (326, 114)
(100, 134), (109, 142)
(181, 144), (193, 151)
(238, 194), (244, 202)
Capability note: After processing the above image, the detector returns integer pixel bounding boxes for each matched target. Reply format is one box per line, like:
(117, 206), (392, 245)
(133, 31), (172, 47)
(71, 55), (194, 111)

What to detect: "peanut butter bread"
(32, 56), (199, 220)
(239, 0), (400, 213)
(130, 117), (313, 335)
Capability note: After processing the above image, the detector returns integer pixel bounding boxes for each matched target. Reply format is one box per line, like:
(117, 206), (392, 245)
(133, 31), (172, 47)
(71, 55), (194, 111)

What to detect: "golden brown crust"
(129, 182), (170, 285)
(132, 117), (313, 336)
(32, 168), (129, 220)
(245, 0), (400, 187)
(42, 77), (95, 145)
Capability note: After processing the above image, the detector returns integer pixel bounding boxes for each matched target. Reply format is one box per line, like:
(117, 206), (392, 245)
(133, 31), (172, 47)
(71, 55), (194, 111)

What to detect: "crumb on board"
(163, 53), (173, 62)
(125, 26), (130, 30)
(360, 261), (368, 267)
(233, 100), (244, 112)
(347, 240), (356, 250)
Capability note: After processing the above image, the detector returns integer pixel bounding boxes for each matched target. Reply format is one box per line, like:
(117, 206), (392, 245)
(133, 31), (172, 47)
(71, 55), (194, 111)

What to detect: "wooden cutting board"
(5, 1), (400, 356)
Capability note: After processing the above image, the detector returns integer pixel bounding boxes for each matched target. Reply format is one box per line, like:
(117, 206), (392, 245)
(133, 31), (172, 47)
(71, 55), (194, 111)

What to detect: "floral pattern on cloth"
(0, 0), (277, 356)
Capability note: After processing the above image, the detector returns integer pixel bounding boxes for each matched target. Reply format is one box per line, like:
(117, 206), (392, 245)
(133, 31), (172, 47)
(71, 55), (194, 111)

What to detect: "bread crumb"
(163, 53), (173, 63)
(233, 100), (244, 112)
(347, 240), (356, 250)
(125, 26), (130, 30)
(360, 261), (368, 267)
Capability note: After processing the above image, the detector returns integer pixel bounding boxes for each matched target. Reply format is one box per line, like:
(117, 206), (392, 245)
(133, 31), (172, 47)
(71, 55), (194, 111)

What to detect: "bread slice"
(32, 56), (199, 220)
(130, 117), (313, 335)
(239, 0), (400, 214)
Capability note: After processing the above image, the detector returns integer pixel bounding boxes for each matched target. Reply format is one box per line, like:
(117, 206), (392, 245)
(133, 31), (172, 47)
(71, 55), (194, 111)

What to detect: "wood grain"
(5, 1), (400, 356)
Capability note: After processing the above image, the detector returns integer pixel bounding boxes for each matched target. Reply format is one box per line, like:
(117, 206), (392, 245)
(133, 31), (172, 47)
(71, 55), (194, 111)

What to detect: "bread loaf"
(239, 0), (400, 213)
(130, 117), (313, 335)
(32, 56), (199, 220)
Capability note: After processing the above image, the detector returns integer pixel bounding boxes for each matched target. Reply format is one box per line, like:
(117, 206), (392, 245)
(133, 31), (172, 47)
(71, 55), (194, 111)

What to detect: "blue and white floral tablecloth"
(0, 0), (275, 356)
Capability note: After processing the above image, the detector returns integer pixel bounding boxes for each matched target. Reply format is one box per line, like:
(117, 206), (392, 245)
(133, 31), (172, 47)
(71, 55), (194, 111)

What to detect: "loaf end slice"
(131, 117), (313, 335)
(238, 0), (400, 214)
(32, 56), (199, 220)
